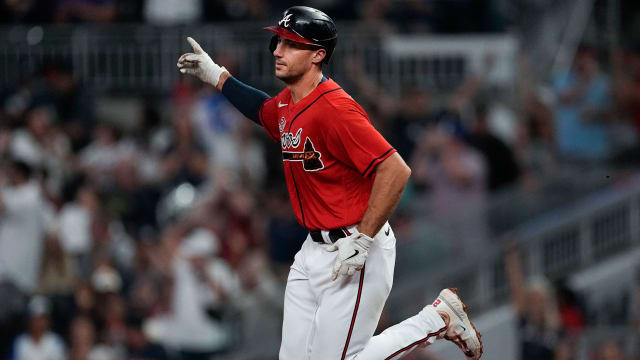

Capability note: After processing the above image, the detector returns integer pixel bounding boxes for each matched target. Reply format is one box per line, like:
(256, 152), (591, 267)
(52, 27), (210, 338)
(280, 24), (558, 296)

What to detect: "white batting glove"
(177, 37), (227, 87)
(327, 231), (373, 281)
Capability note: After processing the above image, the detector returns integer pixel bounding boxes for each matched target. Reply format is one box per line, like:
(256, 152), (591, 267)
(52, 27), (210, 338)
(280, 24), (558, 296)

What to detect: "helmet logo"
(278, 14), (293, 28)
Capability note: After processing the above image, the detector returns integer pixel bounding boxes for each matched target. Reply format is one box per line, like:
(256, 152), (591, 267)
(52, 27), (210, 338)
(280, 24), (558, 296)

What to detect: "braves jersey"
(259, 78), (396, 230)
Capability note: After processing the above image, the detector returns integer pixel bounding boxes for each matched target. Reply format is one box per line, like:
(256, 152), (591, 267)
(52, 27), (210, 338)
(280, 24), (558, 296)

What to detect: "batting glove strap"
(327, 233), (374, 281)
(177, 37), (227, 87)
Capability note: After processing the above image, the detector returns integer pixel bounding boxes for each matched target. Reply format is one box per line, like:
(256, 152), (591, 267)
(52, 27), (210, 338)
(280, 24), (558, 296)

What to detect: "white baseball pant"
(279, 222), (446, 360)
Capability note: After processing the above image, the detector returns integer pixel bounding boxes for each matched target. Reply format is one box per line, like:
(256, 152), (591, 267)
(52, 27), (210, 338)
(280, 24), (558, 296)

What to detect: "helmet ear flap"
(269, 35), (278, 53)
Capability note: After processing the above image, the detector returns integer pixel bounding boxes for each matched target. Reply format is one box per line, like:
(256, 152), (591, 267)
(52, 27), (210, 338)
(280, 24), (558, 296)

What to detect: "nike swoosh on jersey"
(278, 102), (288, 108)
(384, 227), (390, 236)
(345, 249), (359, 260)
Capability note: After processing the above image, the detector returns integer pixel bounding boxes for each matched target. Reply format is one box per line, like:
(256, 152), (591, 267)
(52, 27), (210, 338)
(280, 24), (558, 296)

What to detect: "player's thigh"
(279, 257), (317, 359)
(309, 240), (395, 360)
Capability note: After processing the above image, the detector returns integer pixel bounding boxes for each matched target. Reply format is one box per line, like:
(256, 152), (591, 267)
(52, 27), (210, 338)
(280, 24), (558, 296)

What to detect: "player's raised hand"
(327, 232), (373, 280)
(177, 37), (228, 87)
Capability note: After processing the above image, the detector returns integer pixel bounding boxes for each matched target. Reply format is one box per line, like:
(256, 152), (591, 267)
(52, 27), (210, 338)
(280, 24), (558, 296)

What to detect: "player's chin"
(274, 67), (284, 77)
(275, 70), (291, 81)
(276, 69), (302, 84)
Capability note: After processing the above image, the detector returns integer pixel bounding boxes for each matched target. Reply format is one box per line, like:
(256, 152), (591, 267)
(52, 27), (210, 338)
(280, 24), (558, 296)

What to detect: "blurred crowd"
(0, 61), (297, 359)
(1, 0), (640, 359)
(501, 240), (632, 360)
(0, 0), (507, 33)
(1, 39), (640, 359)
(345, 41), (640, 359)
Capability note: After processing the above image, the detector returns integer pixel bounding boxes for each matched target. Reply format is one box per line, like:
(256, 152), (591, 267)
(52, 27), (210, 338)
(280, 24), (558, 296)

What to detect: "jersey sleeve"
(325, 105), (396, 177)
(258, 97), (281, 143)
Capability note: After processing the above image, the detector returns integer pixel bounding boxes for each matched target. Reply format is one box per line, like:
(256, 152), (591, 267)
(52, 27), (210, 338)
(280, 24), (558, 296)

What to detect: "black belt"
(309, 228), (348, 244)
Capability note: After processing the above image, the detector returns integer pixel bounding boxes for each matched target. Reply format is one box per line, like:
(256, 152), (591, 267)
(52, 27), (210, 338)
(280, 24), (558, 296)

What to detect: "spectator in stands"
(552, 341), (570, 360)
(127, 271), (163, 319)
(108, 157), (161, 238)
(124, 314), (168, 359)
(410, 117), (487, 253)
(2, 63), (94, 153)
(505, 241), (564, 360)
(9, 106), (71, 196)
(610, 45), (640, 166)
(146, 227), (239, 359)
(79, 122), (136, 188)
(555, 281), (586, 336)
(160, 110), (209, 188)
(11, 296), (66, 360)
(0, 160), (54, 295)
(410, 117), (486, 212)
(233, 250), (285, 358)
(67, 315), (97, 360)
(515, 91), (558, 185)
(0, 159), (53, 357)
(592, 341), (628, 360)
(217, 190), (262, 268)
(38, 230), (77, 337)
(99, 293), (128, 350)
(613, 45), (640, 139)
(551, 44), (612, 161)
(389, 87), (434, 160)
(467, 101), (521, 192)
(57, 183), (99, 276)
(40, 63), (95, 152)
(227, 121), (267, 188)
(39, 229), (76, 297)
(70, 281), (100, 330)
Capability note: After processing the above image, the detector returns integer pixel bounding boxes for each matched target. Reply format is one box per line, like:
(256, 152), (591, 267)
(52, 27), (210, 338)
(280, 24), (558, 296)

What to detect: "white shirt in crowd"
(0, 181), (54, 293)
(58, 203), (92, 256)
(145, 228), (239, 352)
(12, 332), (66, 360)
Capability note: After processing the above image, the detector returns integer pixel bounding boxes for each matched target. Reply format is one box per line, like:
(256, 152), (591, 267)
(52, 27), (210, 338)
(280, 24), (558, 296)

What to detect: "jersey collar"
(287, 77), (337, 110)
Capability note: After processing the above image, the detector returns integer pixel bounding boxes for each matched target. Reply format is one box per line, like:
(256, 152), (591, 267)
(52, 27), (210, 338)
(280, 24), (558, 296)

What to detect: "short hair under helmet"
(264, 6), (337, 64)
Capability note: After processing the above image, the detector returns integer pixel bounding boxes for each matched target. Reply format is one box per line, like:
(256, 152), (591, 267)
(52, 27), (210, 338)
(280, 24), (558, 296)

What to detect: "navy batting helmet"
(264, 6), (337, 64)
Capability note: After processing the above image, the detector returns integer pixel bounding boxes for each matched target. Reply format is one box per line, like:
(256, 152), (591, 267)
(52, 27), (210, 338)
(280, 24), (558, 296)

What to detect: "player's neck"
(289, 70), (324, 104)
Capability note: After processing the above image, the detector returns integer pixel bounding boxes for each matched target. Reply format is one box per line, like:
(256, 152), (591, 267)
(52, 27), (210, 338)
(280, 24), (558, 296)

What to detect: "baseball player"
(177, 6), (483, 360)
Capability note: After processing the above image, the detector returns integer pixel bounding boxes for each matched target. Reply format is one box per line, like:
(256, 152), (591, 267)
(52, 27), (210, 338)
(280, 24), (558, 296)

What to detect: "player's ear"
(311, 48), (326, 65)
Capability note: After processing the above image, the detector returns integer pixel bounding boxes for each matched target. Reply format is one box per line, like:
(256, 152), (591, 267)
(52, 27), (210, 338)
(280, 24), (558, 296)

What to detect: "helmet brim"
(263, 26), (319, 47)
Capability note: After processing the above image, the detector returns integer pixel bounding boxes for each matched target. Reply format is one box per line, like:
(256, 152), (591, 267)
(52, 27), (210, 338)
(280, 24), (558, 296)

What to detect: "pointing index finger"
(187, 37), (204, 54)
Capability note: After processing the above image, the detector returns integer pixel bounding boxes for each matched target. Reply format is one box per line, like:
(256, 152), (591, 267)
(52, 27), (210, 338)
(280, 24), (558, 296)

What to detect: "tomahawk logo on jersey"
(258, 78), (396, 231)
(282, 137), (324, 171)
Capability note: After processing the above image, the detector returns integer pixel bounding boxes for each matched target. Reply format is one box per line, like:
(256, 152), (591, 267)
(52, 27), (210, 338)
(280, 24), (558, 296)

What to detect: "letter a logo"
(279, 14), (293, 28)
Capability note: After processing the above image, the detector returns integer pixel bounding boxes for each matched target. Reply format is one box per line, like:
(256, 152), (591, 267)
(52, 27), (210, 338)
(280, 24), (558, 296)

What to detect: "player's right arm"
(177, 37), (280, 140)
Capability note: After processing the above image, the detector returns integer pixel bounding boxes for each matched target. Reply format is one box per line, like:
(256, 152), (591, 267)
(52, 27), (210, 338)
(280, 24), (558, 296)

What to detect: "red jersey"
(259, 78), (396, 230)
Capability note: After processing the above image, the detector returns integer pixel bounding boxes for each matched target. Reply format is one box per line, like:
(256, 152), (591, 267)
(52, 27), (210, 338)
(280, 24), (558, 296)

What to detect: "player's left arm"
(357, 153), (411, 237)
(327, 153), (410, 280)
